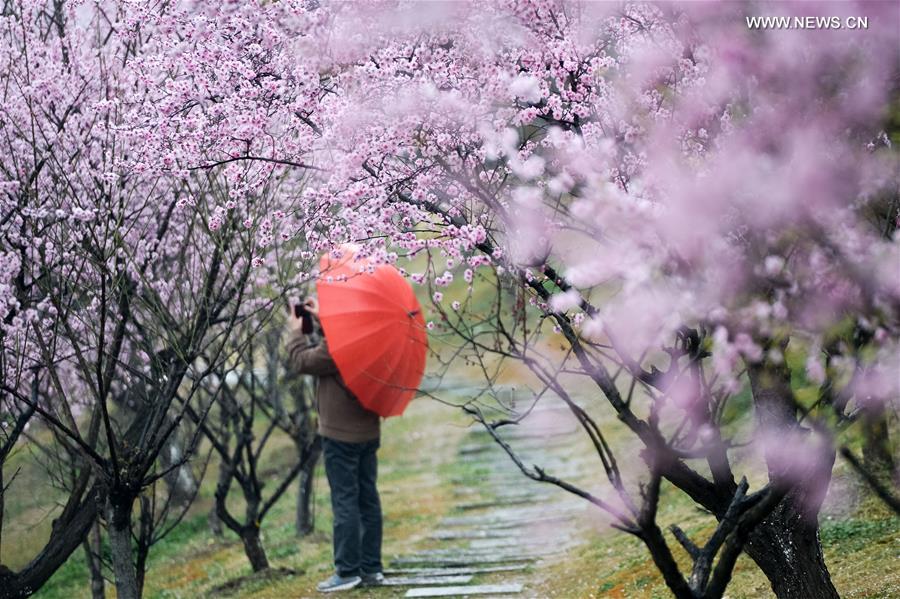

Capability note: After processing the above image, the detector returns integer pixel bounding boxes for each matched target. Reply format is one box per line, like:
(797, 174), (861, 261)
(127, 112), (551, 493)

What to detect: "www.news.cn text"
(746, 16), (869, 30)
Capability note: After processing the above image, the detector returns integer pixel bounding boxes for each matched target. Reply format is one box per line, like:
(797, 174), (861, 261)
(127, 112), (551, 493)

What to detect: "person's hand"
(303, 296), (319, 316)
(286, 296), (304, 333)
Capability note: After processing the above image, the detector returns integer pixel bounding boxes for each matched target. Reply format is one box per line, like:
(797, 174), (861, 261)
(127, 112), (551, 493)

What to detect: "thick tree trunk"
(135, 495), (153, 597)
(114, 387), (198, 507)
(862, 412), (895, 476)
(295, 465), (315, 536)
(107, 498), (140, 599)
(208, 452), (232, 537)
(295, 441), (320, 537)
(0, 481), (100, 599)
(215, 478), (270, 571)
(745, 358), (840, 599)
(83, 521), (105, 599)
(209, 413), (232, 538)
(744, 504), (839, 599)
(240, 526), (270, 572)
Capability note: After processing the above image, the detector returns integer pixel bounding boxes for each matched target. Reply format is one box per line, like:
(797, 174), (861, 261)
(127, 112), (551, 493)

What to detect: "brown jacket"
(285, 330), (380, 443)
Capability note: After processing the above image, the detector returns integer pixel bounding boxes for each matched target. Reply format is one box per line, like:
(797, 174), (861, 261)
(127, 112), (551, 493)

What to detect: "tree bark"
(135, 495), (153, 597)
(215, 477), (270, 572)
(107, 497), (140, 599)
(209, 408), (232, 538)
(0, 481), (101, 599)
(0, 464), (5, 557)
(745, 358), (840, 599)
(744, 503), (840, 599)
(208, 506), (224, 537)
(862, 412), (895, 476)
(240, 526), (270, 572)
(295, 440), (320, 537)
(113, 390), (198, 506)
(83, 521), (105, 599)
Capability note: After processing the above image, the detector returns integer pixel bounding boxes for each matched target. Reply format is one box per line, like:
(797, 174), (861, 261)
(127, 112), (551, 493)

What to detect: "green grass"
(820, 513), (900, 554)
(528, 473), (900, 599)
(6, 344), (900, 599)
(17, 395), (471, 599)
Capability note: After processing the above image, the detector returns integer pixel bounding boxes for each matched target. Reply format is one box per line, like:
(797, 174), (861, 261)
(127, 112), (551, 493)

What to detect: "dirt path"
(379, 400), (591, 598)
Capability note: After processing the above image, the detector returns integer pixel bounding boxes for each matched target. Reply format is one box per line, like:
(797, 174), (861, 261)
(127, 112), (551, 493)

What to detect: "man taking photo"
(285, 296), (384, 593)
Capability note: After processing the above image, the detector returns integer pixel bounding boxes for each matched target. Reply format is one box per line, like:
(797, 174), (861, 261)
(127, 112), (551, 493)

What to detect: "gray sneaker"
(316, 573), (361, 593)
(361, 572), (385, 586)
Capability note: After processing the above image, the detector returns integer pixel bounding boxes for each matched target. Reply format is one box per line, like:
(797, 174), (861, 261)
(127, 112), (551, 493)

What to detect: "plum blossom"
(806, 351), (827, 385)
(509, 74), (542, 104)
(549, 289), (582, 313)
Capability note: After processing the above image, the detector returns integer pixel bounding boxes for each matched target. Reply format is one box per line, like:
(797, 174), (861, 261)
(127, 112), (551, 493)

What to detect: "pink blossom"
(549, 289), (582, 313)
(805, 352), (826, 385)
(509, 74), (542, 104)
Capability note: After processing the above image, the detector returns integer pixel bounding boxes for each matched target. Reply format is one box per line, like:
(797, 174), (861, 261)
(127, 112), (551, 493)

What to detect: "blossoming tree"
(277, 2), (899, 597)
(0, 2), (321, 597)
(2, 1), (899, 598)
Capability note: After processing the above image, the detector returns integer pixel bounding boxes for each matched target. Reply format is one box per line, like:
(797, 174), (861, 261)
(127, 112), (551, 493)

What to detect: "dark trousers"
(322, 437), (383, 577)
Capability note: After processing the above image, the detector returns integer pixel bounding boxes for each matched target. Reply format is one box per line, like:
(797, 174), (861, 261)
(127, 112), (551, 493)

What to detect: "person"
(285, 296), (384, 593)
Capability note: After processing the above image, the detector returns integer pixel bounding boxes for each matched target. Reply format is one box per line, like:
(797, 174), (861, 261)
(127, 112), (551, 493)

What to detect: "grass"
(9, 383), (900, 599)
(529, 473), (899, 599)
(6, 319), (899, 599)
(21, 395), (472, 599)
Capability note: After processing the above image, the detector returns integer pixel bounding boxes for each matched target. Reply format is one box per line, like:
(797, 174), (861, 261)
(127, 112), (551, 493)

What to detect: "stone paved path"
(383, 399), (590, 598)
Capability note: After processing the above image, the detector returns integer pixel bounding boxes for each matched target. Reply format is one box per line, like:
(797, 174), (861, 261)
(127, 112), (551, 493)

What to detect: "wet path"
(382, 401), (590, 598)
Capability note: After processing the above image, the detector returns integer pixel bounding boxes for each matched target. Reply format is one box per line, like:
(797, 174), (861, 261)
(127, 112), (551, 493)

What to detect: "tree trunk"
(745, 358), (840, 599)
(209, 412), (232, 538)
(0, 464), (5, 556)
(159, 439), (199, 505)
(135, 495), (153, 597)
(0, 466), (7, 593)
(214, 478), (270, 572)
(240, 526), (269, 572)
(295, 441), (320, 537)
(0, 481), (101, 599)
(862, 412), (895, 476)
(208, 506), (224, 537)
(295, 465), (315, 536)
(744, 503), (840, 599)
(83, 521), (105, 599)
(107, 497), (140, 599)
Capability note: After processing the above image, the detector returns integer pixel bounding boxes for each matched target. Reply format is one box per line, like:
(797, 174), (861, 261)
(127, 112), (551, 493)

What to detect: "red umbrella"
(315, 249), (428, 417)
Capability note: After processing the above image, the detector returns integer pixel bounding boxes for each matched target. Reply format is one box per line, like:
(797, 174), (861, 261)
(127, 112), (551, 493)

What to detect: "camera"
(289, 298), (314, 334)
